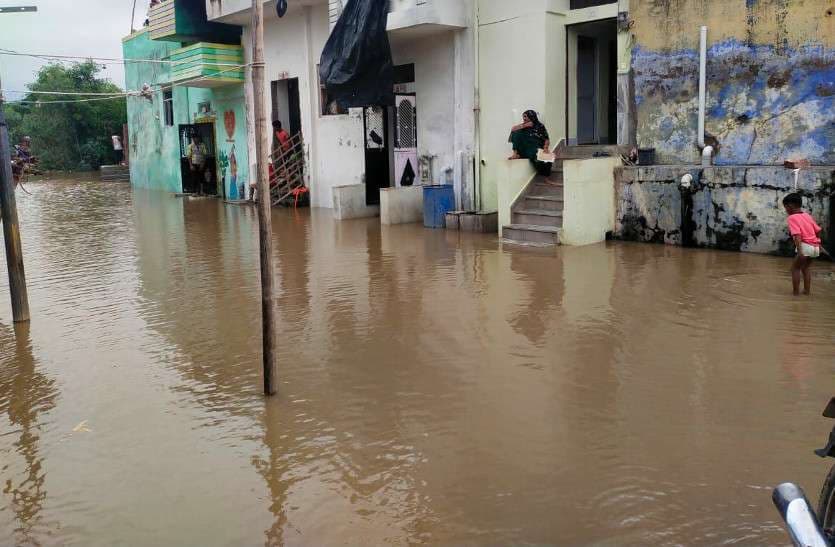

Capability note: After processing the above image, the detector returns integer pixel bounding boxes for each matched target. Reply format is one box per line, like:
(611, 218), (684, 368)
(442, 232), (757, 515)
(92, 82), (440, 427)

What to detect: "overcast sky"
(1, 0), (152, 100)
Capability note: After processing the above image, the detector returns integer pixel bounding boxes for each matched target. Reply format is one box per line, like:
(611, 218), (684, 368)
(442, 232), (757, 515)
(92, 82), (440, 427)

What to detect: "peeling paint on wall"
(630, 0), (835, 165)
(616, 165), (835, 254)
(633, 39), (835, 165)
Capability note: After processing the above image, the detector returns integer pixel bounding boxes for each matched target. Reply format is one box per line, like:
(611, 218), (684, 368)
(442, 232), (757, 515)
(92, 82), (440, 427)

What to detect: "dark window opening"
(318, 65), (348, 116)
(570, 0), (616, 9)
(393, 64), (415, 85)
(163, 89), (174, 127)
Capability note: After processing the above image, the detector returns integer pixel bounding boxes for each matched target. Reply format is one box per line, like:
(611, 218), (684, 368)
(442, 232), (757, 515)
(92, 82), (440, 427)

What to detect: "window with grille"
(395, 97), (416, 149)
(364, 107), (385, 149)
(163, 89), (174, 127)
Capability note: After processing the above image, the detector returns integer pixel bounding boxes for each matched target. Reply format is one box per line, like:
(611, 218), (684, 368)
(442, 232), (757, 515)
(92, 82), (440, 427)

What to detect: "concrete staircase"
(100, 165), (131, 182)
(502, 166), (564, 246)
(501, 145), (625, 246)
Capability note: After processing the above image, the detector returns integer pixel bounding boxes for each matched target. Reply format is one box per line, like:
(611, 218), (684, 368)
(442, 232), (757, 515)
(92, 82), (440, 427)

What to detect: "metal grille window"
(364, 107), (385, 149)
(395, 97), (416, 149)
(163, 90), (174, 127)
(328, 0), (343, 29)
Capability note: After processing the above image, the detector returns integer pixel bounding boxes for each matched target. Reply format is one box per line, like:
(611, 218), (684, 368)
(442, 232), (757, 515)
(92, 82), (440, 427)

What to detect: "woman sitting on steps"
(508, 110), (553, 175)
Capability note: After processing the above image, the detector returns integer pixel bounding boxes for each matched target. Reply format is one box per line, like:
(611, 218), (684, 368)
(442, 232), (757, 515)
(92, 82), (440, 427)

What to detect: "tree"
(5, 61), (127, 171)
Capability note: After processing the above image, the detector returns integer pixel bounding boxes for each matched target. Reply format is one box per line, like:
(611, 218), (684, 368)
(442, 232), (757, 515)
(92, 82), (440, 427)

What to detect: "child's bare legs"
(791, 255), (812, 295)
(802, 256), (812, 295)
(791, 255), (804, 295)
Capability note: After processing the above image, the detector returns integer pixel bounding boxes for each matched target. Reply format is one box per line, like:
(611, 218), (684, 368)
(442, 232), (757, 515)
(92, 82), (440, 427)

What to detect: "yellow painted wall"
(477, 2), (554, 212)
(497, 160), (537, 237)
(562, 157), (621, 246)
(631, 0), (835, 50)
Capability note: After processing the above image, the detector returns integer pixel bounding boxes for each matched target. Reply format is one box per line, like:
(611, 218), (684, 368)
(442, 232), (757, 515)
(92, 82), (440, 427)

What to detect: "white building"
(206, 0), (629, 235)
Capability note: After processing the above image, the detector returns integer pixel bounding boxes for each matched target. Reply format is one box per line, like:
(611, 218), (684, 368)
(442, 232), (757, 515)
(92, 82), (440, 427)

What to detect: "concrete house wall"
(227, 0), (477, 211)
(631, 0), (835, 166)
(123, 30), (251, 196)
(124, 31), (197, 193)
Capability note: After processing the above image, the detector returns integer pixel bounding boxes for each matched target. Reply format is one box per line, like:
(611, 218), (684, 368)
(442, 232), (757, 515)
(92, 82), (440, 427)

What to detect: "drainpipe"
(697, 26), (710, 158)
(472, 0), (481, 212)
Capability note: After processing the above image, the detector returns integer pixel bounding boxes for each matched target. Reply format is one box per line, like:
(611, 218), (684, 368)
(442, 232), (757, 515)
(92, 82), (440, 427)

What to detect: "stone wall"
(615, 166), (835, 254)
(630, 0), (835, 165)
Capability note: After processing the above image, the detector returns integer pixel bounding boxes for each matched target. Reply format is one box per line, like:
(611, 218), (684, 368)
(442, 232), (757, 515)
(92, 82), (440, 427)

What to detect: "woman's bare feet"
(508, 152), (521, 160)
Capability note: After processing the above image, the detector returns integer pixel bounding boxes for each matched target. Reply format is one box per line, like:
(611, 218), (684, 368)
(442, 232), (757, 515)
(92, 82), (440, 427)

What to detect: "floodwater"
(1, 177), (835, 546)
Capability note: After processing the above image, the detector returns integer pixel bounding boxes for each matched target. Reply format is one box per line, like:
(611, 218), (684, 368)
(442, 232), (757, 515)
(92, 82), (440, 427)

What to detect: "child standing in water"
(783, 193), (822, 295)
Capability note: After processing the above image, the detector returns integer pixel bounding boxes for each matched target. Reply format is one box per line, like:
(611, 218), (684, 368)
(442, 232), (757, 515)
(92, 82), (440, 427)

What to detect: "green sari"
(510, 124), (549, 161)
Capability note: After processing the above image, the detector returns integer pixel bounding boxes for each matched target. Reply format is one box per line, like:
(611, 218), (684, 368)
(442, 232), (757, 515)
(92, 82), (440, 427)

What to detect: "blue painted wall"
(630, 0), (834, 166)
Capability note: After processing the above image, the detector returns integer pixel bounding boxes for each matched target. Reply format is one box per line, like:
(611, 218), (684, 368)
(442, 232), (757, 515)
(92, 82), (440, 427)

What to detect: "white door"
(393, 95), (418, 187)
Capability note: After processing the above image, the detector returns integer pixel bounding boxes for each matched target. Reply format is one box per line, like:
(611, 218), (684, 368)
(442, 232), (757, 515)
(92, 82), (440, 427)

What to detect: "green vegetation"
(4, 61), (127, 171)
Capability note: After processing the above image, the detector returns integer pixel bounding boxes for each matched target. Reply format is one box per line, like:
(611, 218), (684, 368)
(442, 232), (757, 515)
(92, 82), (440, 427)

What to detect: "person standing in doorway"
(187, 135), (208, 193)
(272, 120), (291, 158)
(112, 135), (124, 165)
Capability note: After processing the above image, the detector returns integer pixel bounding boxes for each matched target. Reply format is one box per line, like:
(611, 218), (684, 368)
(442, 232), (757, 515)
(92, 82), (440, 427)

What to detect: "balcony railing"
(148, 0), (177, 40)
(149, 0), (242, 44)
(169, 43), (245, 88)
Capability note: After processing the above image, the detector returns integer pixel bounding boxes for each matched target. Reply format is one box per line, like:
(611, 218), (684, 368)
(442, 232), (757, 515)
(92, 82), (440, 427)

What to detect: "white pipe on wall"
(472, 0), (481, 212)
(698, 25), (707, 149)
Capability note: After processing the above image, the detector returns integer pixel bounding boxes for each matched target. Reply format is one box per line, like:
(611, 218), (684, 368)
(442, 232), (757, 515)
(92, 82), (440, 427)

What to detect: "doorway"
(271, 77), (302, 137)
(567, 19), (617, 145)
(178, 123), (218, 195)
(363, 106), (390, 206)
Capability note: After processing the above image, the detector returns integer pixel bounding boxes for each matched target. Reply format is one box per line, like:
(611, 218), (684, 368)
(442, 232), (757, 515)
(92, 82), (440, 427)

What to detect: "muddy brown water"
(1, 177), (835, 545)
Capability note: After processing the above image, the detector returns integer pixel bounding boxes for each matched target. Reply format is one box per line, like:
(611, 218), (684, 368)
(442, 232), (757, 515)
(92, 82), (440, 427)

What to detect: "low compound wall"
(380, 186), (423, 225)
(616, 166), (835, 255)
(332, 184), (379, 220)
(562, 157), (620, 246)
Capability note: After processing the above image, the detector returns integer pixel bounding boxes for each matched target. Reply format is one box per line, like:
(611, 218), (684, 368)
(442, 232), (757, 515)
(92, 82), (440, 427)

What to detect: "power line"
(0, 47), (244, 67)
(6, 90), (129, 96)
(5, 62), (253, 104)
(9, 95), (131, 105)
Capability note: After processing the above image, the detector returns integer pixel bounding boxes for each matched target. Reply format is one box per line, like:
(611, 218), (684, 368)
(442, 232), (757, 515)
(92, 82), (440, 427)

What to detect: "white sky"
(0, 0), (152, 100)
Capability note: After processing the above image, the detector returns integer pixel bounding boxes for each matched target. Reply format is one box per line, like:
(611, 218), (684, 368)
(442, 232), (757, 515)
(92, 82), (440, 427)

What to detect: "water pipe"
(472, 0), (481, 212)
(698, 26), (707, 150)
(702, 145), (714, 167)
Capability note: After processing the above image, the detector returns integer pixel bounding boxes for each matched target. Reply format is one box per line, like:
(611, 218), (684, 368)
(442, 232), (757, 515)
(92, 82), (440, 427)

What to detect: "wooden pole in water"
(0, 55), (31, 323)
(251, 0), (278, 395)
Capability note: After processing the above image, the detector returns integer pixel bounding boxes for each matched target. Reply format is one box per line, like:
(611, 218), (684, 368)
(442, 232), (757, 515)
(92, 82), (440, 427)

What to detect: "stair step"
(516, 208), (561, 217)
(528, 183), (564, 198)
(522, 195), (563, 212)
(512, 210), (562, 228)
(502, 224), (561, 246)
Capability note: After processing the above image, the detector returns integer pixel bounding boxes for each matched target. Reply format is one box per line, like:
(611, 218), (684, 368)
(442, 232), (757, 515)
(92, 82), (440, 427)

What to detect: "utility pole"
(251, 0), (278, 395)
(0, 5), (35, 323)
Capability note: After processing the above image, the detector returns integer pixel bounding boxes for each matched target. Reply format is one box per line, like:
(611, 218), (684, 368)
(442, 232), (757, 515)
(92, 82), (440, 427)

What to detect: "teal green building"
(122, 0), (250, 198)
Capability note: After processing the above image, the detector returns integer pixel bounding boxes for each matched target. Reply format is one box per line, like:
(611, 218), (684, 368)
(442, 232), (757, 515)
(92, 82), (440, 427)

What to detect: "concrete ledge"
(460, 211), (498, 233)
(563, 158), (621, 247)
(381, 186), (423, 225)
(615, 165), (835, 254)
(498, 159), (537, 238)
(618, 165), (835, 191)
(333, 184), (379, 220)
